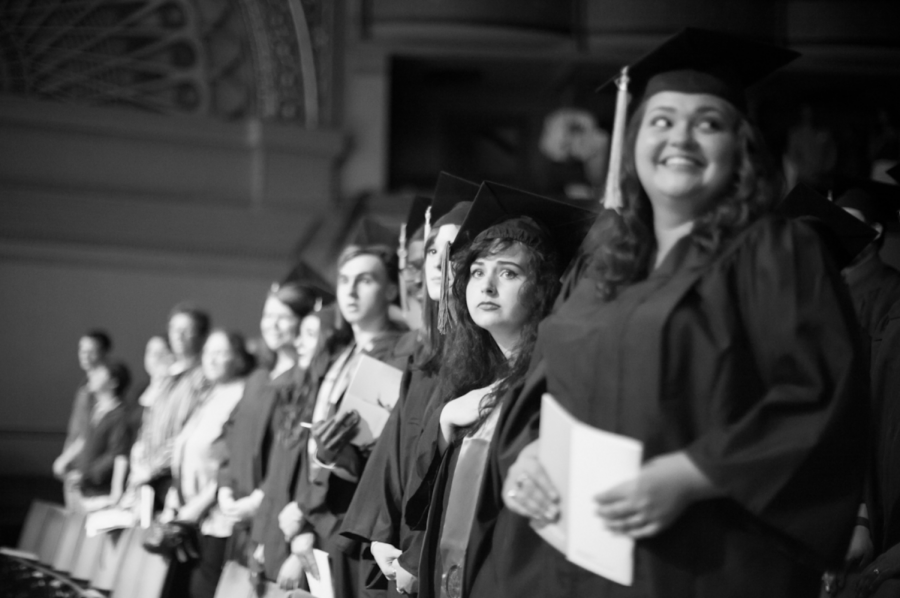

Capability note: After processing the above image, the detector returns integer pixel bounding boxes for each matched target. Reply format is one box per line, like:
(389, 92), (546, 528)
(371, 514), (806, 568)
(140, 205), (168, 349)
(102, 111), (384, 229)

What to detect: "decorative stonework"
(0, 0), (335, 126)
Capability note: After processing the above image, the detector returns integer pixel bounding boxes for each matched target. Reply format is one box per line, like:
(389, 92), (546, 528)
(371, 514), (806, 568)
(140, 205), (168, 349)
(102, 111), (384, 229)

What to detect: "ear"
(873, 222), (884, 241)
(385, 282), (399, 303)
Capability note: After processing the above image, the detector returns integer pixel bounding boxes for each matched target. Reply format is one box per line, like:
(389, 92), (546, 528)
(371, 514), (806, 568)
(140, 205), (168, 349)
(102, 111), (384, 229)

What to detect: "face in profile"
(144, 336), (173, 378)
(78, 337), (104, 371)
(424, 224), (461, 302)
(260, 296), (301, 353)
(465, 242), (532, 343)
(337, 254), (397, 326)
(294, 314), (322, 370)
(168, 313), (201, 359)
(402, 238), (426, 302)
(201, 331), (240, 384)
(635, 91), (739, 216)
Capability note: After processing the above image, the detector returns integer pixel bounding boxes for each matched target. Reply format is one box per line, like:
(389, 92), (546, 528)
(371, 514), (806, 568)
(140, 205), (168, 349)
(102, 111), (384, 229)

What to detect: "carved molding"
(0, 0), (337, 126)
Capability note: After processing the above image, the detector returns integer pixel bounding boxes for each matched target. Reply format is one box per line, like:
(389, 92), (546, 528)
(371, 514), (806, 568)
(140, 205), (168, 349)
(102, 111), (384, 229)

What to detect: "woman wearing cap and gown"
(470, 29), (868, 598)
(403, 183), (596, 598)
(339, 174), (479, 597)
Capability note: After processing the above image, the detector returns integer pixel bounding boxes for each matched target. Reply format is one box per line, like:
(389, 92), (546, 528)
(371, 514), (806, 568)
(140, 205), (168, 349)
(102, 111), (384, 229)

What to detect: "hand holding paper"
(313, 410), (360, 464)
(529, 393), (643, 586)
(502, 439), (561, 526)
(596, 451), (722, 539)
(336, 355), (404, 446)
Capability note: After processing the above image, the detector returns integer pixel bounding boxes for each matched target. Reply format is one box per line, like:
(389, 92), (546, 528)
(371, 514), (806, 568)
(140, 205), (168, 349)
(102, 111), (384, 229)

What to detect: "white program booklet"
(533, 393), (644, 586)
(337, 354), (404, 446)
(306, 548), (334, 598)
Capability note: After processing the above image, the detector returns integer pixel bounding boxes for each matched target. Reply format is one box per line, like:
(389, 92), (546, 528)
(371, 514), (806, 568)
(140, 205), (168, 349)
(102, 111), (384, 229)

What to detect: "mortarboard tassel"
(423, 206), (432, 247)
(603, 67), (630, 212)
(437, 241), (454, 334)
(314, 297), (323, 312)
(397, 223), (409, 317)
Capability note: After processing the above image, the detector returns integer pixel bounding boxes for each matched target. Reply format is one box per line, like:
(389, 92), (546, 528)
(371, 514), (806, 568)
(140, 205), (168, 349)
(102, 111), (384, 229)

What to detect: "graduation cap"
(451, 182), (598, 266)
(434, 182), (597, 332)
(598, 28), (799, 211)
(833, 177), (900, 225)
(426, 172), (479, 239)
(887, 163), (900, 185)
(404, 196), (431, 242)
(776, 183), (876, 269)
(279, 260), (335, 305)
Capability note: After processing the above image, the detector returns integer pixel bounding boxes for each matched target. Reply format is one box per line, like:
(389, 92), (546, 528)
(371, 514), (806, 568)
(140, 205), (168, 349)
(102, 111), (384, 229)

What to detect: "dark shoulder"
(714, 214), (826, 269)
(391, 330), (421, 361)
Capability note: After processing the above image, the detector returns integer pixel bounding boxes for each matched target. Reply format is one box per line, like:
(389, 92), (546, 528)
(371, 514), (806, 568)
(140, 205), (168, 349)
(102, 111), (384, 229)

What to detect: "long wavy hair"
(437, 229), (561, 434)
(591, 98), (781, 301)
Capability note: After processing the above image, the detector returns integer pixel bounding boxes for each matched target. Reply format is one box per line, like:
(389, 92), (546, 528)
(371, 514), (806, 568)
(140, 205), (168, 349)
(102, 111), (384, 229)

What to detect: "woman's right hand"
(502, 439), (560, 526)
(313, 411), (360, 464)
(276, 554), (304, 590)
(290, 532), (320, 581)
(278, 502), (304, 540)
(370, 541), (402, 580)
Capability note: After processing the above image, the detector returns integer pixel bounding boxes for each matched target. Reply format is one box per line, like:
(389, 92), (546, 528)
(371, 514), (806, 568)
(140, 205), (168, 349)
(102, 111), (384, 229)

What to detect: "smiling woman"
(489, 29), (869, 598)
(635, 92), (740, 227)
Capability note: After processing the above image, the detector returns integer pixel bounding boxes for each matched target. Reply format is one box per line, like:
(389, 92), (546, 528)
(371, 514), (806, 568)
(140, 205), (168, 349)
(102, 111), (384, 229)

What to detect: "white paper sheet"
(139, 485), (155, 529)
(85, 508), (135, 537)
(337, 354), (404, 445)
(533, 393), (643, 586)
(305, 548), (334, 598)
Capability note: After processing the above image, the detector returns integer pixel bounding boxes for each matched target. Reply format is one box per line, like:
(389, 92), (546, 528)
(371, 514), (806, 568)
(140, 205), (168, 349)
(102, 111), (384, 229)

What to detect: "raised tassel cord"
(603, 66), (630, 212)
(437, 241), (453, 334)
(423, 206), (432, 246)
(397, 223), (409, 317)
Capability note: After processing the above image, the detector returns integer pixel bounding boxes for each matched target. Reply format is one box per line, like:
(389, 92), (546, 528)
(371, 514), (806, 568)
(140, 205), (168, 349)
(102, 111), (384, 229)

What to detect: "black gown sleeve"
(684, 219), (869, 566)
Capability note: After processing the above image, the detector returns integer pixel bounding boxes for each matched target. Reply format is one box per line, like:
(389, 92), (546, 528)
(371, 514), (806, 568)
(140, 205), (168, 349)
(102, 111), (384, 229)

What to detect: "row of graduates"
(211, 28), (900, 598)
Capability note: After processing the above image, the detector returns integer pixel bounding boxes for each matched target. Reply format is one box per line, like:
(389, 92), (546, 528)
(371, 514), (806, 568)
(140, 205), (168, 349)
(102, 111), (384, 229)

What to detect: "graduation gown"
(869, 297), (900, 555)
(339, 332), (442, 595)
(468, 215), (868, 598)
(293, 325), (409, 598)
(218, 367), (292, 562)
(842, 245), (900, 339)
(250, 364), (315, 582)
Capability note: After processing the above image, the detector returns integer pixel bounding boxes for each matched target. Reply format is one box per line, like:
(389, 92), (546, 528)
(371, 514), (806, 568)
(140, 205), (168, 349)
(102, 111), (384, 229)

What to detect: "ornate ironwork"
(0, 0), (335, 126)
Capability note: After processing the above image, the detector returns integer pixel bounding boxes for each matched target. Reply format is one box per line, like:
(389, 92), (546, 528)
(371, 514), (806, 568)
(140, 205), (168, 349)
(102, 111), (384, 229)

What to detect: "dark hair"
(206, 328), (255, 378)
(591, 98), (780, 301)
(338, 244), (400, 287)
(104, 361), (131, 397)
(84, 329), (112, 353)
(268, 282), (318, 319)
(437, 231), (561, 433)
(168, 302), (212, 339)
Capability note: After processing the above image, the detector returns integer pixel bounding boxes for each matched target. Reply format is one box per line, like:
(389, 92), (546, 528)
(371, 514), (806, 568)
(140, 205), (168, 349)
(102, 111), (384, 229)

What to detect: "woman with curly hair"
(491, 29), (869, 598)
(406, 183), (596, 598)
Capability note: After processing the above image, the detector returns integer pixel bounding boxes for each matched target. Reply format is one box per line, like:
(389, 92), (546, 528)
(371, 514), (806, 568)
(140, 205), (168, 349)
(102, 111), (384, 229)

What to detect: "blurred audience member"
(130, 303), (210, 509)
(164, 330), (253, 598)
(785, 103), (838, 191)
(53, 330), (113, 483)
(65, 361), (133, 507)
